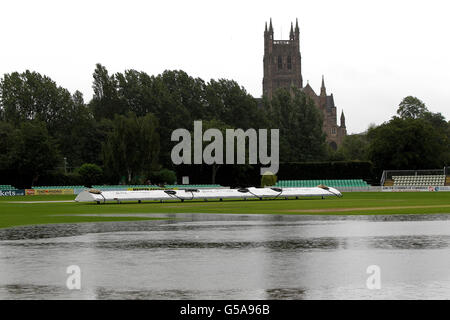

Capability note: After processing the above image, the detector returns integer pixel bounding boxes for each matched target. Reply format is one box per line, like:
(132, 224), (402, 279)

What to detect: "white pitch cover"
(75, 187), (342, 203)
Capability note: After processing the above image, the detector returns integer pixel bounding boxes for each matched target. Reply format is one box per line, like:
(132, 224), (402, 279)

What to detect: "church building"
(262, 18), (347, 149)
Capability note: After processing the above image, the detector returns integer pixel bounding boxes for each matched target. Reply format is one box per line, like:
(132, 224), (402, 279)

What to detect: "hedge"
(172, 161), (376, 187)
(277, 161), (375, 182)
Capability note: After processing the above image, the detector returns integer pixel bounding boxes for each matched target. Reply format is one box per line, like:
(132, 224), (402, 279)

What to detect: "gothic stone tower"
(263, 18), (303, 100)
(303, 76), (347, 149)
(263, 18), (346, 149)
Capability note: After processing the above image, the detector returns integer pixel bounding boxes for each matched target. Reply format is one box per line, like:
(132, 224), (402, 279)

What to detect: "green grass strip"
(0, 192), (449, 229)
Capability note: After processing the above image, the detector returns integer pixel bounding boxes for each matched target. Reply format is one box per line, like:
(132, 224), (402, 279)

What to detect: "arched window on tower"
(287, 56), (292, 69)
(278, 56), (282, 70)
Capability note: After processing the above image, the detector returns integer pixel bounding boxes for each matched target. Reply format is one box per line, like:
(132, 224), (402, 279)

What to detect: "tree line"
(0, 64), (448, 188)
(334, 96), (450, 174)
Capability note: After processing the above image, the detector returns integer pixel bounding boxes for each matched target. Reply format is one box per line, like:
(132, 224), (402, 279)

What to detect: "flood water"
(1, 213), (450, 300)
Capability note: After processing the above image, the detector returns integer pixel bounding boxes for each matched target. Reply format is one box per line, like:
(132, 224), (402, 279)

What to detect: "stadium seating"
(0, 185), (17, 190)
(32, 186), (85, 189)
(91, 185), (161, 190)
(392, 175), (446, 187)
(91, 184), (223, 190)
(275, 179), (369, 188)
(22, 184), (225, 191)
(165, 184), (223, 189)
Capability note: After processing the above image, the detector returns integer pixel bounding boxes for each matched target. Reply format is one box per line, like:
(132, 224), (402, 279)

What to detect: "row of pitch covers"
(75, 186), (343, 204)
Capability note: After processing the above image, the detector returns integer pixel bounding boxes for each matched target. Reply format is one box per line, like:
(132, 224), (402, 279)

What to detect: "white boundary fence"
(336, 186), (381, 192)
(382, 186), (450, 192)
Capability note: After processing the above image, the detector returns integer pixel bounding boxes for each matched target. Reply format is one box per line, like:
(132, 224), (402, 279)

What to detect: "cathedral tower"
(262, 19), (347, 149)
(263, 18), (303, 100)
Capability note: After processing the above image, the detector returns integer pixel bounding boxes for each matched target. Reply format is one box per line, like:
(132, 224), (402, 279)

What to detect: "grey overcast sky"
(1, 0), (449, 133)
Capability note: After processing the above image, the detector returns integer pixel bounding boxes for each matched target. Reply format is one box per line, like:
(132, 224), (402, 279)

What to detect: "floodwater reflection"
(1, 213), (450, 299)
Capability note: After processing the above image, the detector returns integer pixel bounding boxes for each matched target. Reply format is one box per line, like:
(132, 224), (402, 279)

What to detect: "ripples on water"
(1, 213), (450, 299)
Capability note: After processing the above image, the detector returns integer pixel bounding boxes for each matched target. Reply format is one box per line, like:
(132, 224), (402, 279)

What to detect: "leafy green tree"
(149, 71), (195, 165)
(205, 79), (266, 129)
(56, 91), (100, 167)
(90, 64), (126, 119)
(0, 121), (16, 181)
(160, 70), (207, 121)
(336, 133), (370, 161)
(76, 163), (103, 187)
(261, 172), (277, 187)
(11, 121), (60, 187)
(102, 112), (160, 183)
(77, 118), (114, 166)
(422, 111), (447, 129)
(0, 71), (97, 168)
(268, 87), (327, 162)
(115, 69), (160, 117)
(0, 70), (72, 130)
(88, 66), (270, 172)
(367, 117), (447, 170)
(150, 168), (177, 185)
(368, 97), (449, 172)
(397, 96), (428, 119)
